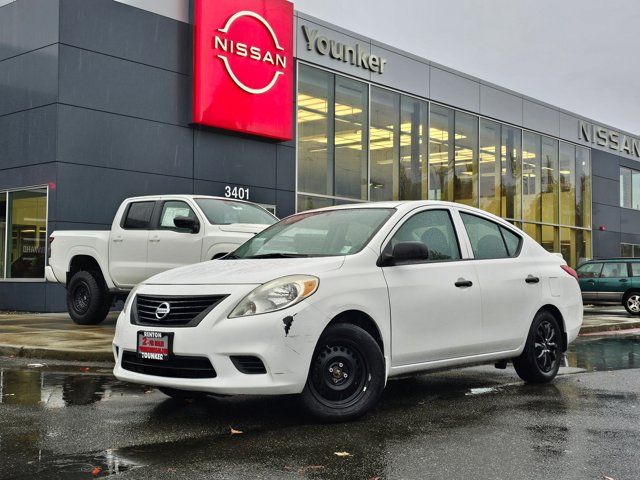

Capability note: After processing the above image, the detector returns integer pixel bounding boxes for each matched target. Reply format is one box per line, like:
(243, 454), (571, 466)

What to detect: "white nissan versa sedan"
(113, 201), (583, 421)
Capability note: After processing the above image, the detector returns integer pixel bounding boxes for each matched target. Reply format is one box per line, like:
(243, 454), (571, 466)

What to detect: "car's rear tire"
(513, 310), (562, 383)
(301, 323), (385, 422)
(158, 387), (207, 401)
(66, 270), (113, 325)
(623, 292), (640, 315)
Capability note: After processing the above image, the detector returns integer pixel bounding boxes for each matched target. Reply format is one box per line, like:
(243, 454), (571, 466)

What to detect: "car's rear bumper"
(45, 266), (60, 283)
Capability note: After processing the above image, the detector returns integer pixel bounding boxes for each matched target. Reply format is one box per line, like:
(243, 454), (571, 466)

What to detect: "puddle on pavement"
(567, 334), (640, 371)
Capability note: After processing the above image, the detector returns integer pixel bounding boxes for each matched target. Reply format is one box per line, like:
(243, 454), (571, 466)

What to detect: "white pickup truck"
(46, 195), (277, 325)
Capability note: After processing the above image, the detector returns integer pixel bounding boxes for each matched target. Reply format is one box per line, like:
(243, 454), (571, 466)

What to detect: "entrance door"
(381, 208), (483, 366)
(147, 200), (204, 278)
(109, 201), (155, 288)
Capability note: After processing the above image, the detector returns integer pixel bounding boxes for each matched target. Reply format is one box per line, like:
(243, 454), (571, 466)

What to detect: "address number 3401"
(224, 186), (250, 200)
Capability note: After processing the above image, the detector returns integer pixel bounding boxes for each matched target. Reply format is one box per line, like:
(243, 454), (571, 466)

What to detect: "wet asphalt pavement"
(0, 334), (639, 480)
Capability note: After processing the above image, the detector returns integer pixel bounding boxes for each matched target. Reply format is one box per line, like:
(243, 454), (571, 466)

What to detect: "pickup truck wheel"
(301, 323), (385, 422)
(67, 270), (112, 325)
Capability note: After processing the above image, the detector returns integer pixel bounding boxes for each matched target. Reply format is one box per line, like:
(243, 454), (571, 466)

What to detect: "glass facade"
(0, 188), (48, 279)
(620, 166), (640, 210)
(296, 64), (593, 266)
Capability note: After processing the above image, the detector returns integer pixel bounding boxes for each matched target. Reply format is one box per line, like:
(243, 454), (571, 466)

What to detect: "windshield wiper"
(245, 253), (311, 259)
(219, 253), (239, 260)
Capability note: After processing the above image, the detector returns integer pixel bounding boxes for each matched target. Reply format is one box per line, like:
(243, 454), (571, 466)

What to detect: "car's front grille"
(121, 351), (217, 379)
(230, 355), (267, 374)
(132, 294), (228, 327)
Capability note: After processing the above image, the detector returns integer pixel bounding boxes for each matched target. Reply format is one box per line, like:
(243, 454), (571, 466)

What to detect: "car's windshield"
(230, 208), (394, 259)
(195, 199), (276, 225)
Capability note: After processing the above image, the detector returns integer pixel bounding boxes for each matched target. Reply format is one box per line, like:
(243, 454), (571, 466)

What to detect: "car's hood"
(217, 223), (271, 234)
(144, 256), (346, 285)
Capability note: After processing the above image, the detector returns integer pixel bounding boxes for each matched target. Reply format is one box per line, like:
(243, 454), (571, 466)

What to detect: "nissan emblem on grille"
(155, 302), (171, 320)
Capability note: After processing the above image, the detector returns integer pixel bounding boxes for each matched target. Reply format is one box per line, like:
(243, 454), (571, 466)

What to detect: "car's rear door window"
(460, 212), (519, 259)
(600, 263), (629, 278)
(631, 263), (640, 277)
(576, 263), (603, 278)
(123, 201), (155, 230)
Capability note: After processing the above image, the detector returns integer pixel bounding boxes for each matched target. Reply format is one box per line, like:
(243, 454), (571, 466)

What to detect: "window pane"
(576, 147), (591, 228)
(522, 223), (540, 243)
(399, 96), (428, 200)
(620, 167), (632, 208)
(501, 226), (521, 257)
(561, 227), (576, 266)
(541, 137), (559, 224)
(461, 212), (509, 259)
(297, 194), (334, 212)
(334, 76), (368, 199)
(479, 119), (501, 215)
(124, 201), (155, 229)
(633, 171), (640, 210)
(501, 126), (522, 219)
(0, 193), (6, 278)
(522, 132), (541, 222)
(387, 209), (460, 261)
(576, 262), (602, 278)
(370, 87), (400, 201)
(621, 243), (633, 258)
(559, 143), (576, 226)
(298, 65), (333, 196)
(576, 228), (591, 263)
(631, 263), (640, 277)
(634, 245), (640, 258)
(429, 104), (454, 201)
(454, 112), (478, 206)
(601, 262), (628, 278)
(541, 225), (558, 253)
(160, 201), (196, 229)
(8, 189), (47, 279)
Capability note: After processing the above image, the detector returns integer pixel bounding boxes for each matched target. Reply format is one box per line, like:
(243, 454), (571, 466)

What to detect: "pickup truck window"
(123, 201), (155, 230)
(195, 198), (276, 226)
(159, 201), (197, 231)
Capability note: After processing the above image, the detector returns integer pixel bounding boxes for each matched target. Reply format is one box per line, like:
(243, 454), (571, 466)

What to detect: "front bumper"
(112, 284), (328, 395)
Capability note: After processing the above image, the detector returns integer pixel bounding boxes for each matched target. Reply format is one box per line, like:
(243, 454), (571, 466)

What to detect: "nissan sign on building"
(0, 0), (639, 311)
(193, 0), (294, 140)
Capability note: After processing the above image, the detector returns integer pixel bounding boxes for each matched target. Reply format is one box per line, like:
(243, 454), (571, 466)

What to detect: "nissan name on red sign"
(193, 0), (294, 141)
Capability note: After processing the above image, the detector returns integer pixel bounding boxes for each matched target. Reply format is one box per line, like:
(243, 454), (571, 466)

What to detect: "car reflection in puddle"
(567, 334), (640, 371)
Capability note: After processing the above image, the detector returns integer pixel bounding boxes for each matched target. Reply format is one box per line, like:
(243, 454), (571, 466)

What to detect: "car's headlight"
(123, 285), (141, 314)
(229, 275), (319, 318)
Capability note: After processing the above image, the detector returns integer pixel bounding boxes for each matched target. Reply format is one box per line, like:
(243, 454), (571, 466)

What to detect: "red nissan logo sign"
(193, 0), (294, 141)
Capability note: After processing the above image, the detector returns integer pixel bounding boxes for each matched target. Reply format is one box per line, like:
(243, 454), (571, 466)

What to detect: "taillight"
(560, 265), (579, 281)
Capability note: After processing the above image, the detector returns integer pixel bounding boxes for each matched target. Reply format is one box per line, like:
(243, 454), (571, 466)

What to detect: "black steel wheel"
(513, 310), (563, 383)
(66, 270), (112, 325)
(301, 323), (385, 421)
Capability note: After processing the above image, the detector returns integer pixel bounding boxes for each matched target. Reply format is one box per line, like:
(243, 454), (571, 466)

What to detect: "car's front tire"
(301, 323), (385, 422)
(513, 310), (562, 383)
(623, 291), (640, 315)
(66, 270), (113, 325)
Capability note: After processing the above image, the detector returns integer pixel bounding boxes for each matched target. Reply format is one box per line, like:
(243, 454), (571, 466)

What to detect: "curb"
(579, 322), (640, 335)
(0, 344), (114, 363)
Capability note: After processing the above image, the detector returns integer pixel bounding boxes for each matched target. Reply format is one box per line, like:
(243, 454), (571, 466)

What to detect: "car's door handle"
(112, 238), (123, 243)
(525, 275), (540, 284)
(620, 278), (628, 283)
(586, 280), (596, 284)
(455, 279), (473, 288)
(149, 238), (160, 243)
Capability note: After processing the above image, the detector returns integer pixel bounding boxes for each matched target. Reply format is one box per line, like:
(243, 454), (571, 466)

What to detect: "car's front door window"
(385, 209), (461, 262)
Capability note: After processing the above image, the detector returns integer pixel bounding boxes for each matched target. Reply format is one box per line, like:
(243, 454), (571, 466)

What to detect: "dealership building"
(1, 0), (639, 312)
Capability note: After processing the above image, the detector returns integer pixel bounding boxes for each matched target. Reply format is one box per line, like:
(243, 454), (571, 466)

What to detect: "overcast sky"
(294, 0), (640, 134)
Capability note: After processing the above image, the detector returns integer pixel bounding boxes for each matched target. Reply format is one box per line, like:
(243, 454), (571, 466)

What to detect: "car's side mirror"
(377, 241), (430, 267)
(173, 216), (199, 233)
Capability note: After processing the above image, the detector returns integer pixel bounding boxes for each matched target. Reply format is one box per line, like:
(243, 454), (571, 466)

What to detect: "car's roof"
(307, 200), (479, 212)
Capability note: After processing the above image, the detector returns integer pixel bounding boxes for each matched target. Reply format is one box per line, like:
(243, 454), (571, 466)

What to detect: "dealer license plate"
(137, 331), (171, 361)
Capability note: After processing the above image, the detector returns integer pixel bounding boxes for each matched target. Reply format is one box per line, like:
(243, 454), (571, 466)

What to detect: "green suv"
(576, 259), (640, 315)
